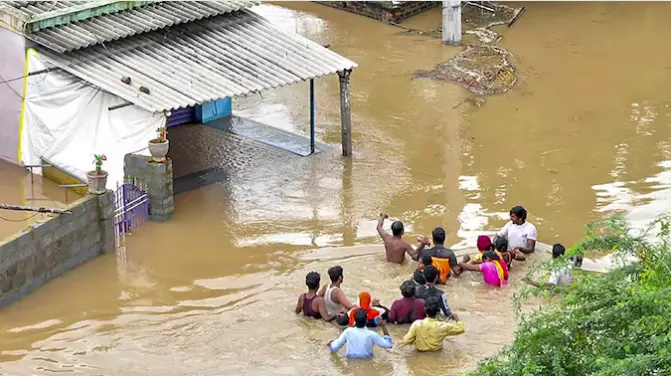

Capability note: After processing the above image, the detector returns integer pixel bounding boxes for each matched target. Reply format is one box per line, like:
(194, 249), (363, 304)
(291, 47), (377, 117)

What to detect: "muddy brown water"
(2, 2), (671, 375)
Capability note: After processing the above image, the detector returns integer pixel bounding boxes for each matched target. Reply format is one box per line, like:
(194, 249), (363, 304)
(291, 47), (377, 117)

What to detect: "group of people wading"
(296, 205), (578, 358)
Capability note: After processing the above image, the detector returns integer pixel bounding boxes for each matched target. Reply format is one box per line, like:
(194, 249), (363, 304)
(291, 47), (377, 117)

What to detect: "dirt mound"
(415, 44), (516, 96)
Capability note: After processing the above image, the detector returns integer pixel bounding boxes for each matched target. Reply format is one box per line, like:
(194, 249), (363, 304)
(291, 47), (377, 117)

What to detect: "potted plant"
(148, 126), (169, 162)
(87, 154), (108, 194)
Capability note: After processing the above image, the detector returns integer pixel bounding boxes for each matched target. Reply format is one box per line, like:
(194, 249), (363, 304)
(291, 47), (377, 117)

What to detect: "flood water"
(0, 160), (73, 240)
(2, 2), (671, 375)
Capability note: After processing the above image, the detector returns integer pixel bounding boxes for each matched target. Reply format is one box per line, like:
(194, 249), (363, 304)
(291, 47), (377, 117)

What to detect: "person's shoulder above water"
(434, 246), (456, 259)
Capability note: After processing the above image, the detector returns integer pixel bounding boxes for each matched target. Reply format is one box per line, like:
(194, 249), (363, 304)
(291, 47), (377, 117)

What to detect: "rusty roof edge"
(26, 0), (159, 33)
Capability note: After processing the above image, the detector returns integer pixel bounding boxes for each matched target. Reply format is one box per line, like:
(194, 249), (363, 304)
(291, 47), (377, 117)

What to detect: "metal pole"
(310, 78), (315, 154)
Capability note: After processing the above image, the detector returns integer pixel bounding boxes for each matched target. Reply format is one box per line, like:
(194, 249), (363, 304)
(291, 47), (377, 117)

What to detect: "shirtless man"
(377, 213), (426, 264)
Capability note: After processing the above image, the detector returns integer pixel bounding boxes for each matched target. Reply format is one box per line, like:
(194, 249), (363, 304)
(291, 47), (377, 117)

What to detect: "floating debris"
(415, 44), (516, 96)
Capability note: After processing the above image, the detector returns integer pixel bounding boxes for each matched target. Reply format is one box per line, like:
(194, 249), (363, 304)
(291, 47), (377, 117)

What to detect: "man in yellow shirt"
(402, 296), (465, 351)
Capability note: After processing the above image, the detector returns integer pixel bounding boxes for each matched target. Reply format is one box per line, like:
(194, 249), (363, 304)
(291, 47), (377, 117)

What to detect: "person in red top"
(295, 272), (336, 322)
(389, 280), (426, 324)
(347, 292), (389, 327)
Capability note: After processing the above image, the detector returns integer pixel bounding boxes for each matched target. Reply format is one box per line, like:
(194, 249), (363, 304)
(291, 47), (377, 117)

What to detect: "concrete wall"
(123, 153), (174, 221)
(316, 1), (439, 23)
(0, 28), (25, 164)
(0, 191), (115, 308)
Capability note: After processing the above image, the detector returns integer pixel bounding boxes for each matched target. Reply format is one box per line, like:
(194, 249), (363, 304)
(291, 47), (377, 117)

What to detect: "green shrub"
(467, 216), (671, 376)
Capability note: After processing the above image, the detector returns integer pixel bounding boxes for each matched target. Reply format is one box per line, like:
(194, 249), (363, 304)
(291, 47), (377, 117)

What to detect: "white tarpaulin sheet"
(20, 48), (165, 190)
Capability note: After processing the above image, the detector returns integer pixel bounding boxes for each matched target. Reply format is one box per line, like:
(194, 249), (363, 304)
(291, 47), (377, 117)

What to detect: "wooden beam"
(338, 70), (352, 157)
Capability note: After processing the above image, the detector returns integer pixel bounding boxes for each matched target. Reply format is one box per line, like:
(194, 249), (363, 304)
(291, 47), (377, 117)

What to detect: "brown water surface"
(2, 2), (671, 375)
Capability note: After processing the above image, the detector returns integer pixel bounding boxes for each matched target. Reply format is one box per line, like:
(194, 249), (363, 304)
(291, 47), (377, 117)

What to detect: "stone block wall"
(0, 191), (115, 308)
(316, 1), (439, 23)
(123, 153), (174, 222)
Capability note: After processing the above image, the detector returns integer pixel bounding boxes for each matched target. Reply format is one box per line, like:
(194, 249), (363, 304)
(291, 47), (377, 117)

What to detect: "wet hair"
(391, 221), (404, 236)
(400, 280), (416, 298)
(335, 313), (349, 326)
(354, 308), (368, 328)
(432, 227), (446, 244)
(413, 269), (426, 285)
(421, 255), (433, 266)
(328, 266), (343, 282)
(510, 206), (527, 221)
(424, 265), (439, 284)
(552, 243), (566, 259)
(483, 250), (500, 261)
(305, 272), (320, 290)
(494, 237), (509, 252)
(424, 296), (441, 317)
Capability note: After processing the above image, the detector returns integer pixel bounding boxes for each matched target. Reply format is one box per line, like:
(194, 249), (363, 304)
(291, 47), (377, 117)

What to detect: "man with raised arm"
(377, 212), (429, 264)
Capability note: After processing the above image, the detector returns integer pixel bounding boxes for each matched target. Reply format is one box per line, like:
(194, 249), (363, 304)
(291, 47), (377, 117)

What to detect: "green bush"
(467, 216), (671, 376)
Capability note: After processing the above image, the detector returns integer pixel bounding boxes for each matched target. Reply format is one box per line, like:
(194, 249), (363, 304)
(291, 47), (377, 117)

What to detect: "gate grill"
(114, 181), (149, 236)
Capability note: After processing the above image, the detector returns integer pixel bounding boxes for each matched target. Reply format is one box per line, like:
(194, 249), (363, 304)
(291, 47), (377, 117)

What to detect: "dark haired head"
(328, 266), (343, 283)
(432, 227), (446, 244)
(335, 313), (349, 326)
(424, 296), (441, 317)
(421, 255), (433, 266)
(483, 250), (500, 261)
(305, 272), (320, 290)
(413, 269), (426, 285)
(552, 243), (566, 259)
(494, 236), (509, 253)
(391, 221), (404, 236)
(510, 206), (527, 222)
(354, 308), (368, 328)
(400, 280), (416, 298)
(424, 265), (439, 284)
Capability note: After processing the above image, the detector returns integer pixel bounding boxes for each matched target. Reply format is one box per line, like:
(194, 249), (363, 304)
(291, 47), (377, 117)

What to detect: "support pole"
(442, 0), (462, 45)
(338, 69), (352, 157)
(310, 78), (316, 154)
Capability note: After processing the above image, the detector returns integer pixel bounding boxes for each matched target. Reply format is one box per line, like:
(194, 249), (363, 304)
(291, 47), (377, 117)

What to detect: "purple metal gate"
(166, 106), (196, 128)
(114, 182), (149, 235)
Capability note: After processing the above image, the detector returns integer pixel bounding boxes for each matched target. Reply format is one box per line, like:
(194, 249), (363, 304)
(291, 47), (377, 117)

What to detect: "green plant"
(92, 154), (106, 175)
(151, 127), (167, 143)
(467, 215), (671, 376)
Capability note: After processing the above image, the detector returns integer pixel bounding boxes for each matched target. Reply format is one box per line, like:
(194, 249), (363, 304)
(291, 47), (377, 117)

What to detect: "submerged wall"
(0, 27), (25, 164)
(315, 1), (439, 23)
(0, 191), (115, 308)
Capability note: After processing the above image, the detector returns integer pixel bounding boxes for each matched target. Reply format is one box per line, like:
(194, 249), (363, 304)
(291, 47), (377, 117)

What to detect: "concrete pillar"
(338, 69), (353, 157)
(442, 0), (461, 45)
(123, 154), (174, 222)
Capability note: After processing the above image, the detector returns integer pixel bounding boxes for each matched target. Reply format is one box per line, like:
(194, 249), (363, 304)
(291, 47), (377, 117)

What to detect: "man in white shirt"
(494, 206), (537, 261)
(524, 243), (575, 288)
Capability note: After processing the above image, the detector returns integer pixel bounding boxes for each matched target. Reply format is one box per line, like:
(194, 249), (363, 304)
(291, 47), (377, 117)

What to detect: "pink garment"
(480, 262), (505, 287)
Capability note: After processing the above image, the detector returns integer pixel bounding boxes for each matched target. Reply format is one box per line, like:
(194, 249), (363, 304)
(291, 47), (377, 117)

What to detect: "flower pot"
(148, 139), (169, 162)
(86, 171), (108, 194)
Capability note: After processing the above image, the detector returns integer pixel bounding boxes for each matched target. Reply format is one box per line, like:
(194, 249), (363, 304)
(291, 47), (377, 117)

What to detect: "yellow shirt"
(402, 318), (465, 351)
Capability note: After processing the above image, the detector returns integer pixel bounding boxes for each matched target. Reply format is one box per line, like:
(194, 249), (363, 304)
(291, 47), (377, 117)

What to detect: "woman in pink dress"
(459, 251), (509, 287)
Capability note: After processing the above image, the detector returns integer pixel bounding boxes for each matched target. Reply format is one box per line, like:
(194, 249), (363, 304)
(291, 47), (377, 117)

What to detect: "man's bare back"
(377, 213), (424, 264)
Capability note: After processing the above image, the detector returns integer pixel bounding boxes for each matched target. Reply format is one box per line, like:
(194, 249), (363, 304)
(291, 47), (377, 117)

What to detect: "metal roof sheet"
(5, 0), (261, 52)
(38, 9), (357, 113)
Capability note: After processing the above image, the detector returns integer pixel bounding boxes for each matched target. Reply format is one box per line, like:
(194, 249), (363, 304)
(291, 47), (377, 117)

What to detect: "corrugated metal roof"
(2, 1), (88, 16)
(38, 9), (357, 113)
(6, 0), (261, 53)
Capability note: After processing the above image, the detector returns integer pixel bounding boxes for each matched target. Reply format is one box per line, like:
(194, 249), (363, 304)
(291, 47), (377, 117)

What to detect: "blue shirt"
(329, 327), (393, 358)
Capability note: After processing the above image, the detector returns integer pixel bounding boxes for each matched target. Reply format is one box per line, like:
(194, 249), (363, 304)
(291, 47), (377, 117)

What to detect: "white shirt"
(548, 263), (573, 286)
(497, 221), (537, 250)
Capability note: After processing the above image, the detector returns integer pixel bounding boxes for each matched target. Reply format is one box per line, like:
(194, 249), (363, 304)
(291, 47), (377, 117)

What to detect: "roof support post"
(442, 0), (462, 45)
(310, 78), (316, 155)
(338, 69), (352, 157)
